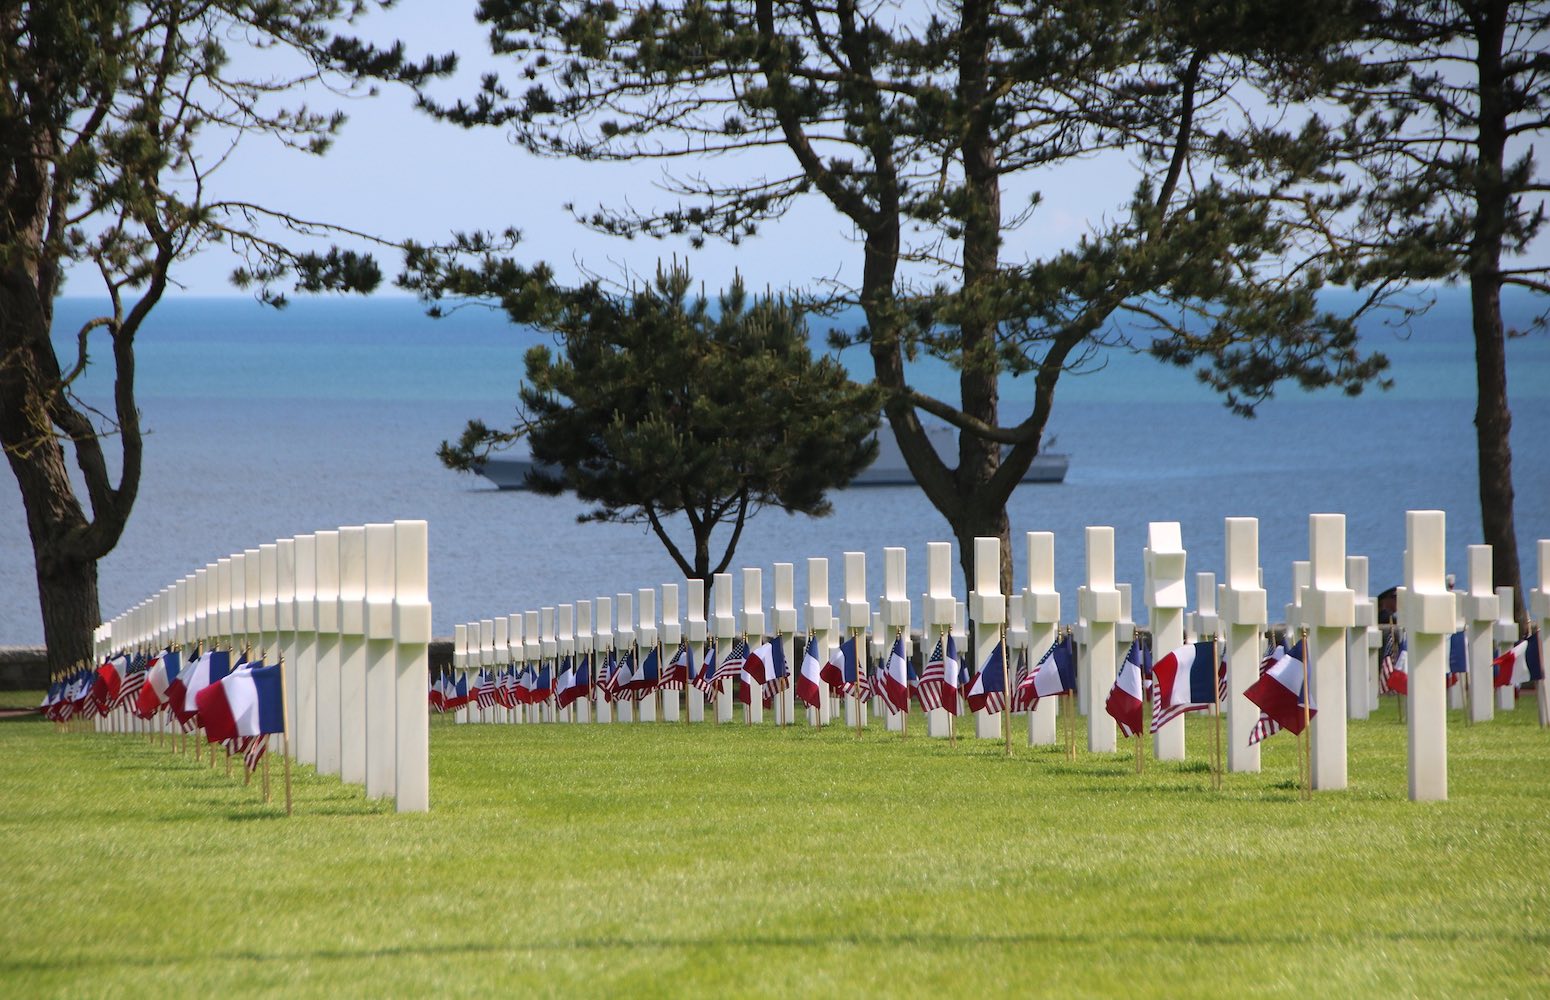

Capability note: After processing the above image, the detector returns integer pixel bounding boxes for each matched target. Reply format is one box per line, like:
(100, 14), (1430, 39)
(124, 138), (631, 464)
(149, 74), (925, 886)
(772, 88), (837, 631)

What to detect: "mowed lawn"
(1, 690), (1547, 998)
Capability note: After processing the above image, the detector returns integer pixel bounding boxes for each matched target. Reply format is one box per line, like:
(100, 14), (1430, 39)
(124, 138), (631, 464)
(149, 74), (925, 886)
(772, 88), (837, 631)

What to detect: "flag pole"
(1212, 633), (1223, 791)
(277, 651), (293, 817)
(1301, 627), (1312, 800)
(1002, 628), (1013, 759)
(853, 627), (864, 740)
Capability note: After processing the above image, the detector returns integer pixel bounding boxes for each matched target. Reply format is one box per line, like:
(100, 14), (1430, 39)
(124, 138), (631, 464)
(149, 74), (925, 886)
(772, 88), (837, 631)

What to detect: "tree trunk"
(1469, 0), (1526, 624)
(35, 552), (102, 669)
(953, 502), (1013, 617)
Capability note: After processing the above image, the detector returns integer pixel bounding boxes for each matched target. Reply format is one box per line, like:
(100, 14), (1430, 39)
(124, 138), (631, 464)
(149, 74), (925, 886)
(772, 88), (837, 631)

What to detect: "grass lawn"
(2, 691), (1547, 997)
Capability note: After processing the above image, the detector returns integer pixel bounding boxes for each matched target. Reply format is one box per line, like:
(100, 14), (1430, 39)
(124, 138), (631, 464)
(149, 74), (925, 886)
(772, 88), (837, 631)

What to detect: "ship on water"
(472, 424), (1069, 490)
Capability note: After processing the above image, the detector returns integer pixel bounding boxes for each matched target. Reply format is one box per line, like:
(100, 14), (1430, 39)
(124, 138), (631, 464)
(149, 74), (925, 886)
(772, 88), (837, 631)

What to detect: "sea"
(3, 289), (1547, 646)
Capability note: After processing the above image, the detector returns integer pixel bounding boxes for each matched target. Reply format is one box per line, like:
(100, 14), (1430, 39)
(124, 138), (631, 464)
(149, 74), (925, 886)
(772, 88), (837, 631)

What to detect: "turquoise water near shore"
(2, 290), (1547, 645)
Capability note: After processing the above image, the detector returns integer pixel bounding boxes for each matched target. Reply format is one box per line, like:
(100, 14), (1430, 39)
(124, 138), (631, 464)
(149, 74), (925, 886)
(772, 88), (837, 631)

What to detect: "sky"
(59, 2), (1548, 302)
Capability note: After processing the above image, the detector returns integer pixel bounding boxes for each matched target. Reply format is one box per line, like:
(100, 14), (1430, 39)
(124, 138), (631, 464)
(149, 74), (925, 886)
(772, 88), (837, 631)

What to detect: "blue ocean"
(3, 290), (1547, 645)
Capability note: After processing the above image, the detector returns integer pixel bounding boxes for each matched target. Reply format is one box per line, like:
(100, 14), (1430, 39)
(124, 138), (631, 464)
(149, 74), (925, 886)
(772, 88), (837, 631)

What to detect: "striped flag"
(662, 642), (691, 691)
(713, 639), (748, 685)
(919, 636), (947, 712)
(692, 641), (719, 699)
(1246, 640), (1314, 743)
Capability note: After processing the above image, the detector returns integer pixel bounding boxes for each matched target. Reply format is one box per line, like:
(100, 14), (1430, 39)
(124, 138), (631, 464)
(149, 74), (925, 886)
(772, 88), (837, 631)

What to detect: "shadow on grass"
(9, 926), (1549, 974)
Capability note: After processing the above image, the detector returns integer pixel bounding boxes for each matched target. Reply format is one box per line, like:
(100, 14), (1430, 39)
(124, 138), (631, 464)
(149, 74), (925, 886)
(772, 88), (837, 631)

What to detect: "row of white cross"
(91, 521), (433, 813)
(455, 511), (1550, 802)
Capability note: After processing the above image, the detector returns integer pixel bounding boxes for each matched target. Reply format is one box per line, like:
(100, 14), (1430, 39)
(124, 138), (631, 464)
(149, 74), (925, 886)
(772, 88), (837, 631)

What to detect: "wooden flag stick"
(262, 749), (270, 801)
(277, 650), (293, 816)
(1212, 634), (1223, 791)
(1001, 629), (1013, 758)
(1301, 627), (1313, 800)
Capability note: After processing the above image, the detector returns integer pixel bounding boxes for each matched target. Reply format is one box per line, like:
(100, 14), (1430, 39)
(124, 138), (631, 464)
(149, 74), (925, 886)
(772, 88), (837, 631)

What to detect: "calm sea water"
(2, 291), (1547, 645)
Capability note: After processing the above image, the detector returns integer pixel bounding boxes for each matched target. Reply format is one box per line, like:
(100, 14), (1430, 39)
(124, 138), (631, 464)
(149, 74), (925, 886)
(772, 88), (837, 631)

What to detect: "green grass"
(2, 695), (1547, 998)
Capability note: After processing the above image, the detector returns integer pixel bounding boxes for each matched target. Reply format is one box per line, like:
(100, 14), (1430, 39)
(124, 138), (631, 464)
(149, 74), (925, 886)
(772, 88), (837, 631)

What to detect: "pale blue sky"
(73, 1), (1548, 302)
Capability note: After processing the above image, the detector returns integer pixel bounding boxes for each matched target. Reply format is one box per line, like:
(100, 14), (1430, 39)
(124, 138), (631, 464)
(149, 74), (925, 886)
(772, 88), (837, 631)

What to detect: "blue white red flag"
(882, 636), (910, 715)
(182, 649), (233, 724)
(1018, 635), (1077, 710)
(196, 661), (284, 745)
(1149, 640), (1217, 732)
(763, 639), (790, 699)
(822, 637), (859, 694)
(1245, 640), (1314, 738)
(632, 647), (661, 697)
(1493, 635), (1542, 688)
(796, 636), (823, 709)
(744, 641), (776, 687)
(966, 643), (1007, 715)
(1106, 640), (1147, 737)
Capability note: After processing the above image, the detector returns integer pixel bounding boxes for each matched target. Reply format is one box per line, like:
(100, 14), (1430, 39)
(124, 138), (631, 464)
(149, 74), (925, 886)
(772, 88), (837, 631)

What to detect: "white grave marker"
(1464, 546), (1498, 723)
(1305, 514), (1354, 790)
(314, 532), (343, 775)
(637, 589), (658, 722)
(1079, 527), (1120, 753)
(1347, 555), (1376, 720)
(742, 568), (766, 724)
(1494, 587), (1517, 712)
(773, 564), (798, 726)
(1145, 522), (1188, 761)
(1025, 533), (1061, 746)
(337, 527), (368, 784)
(393, 520), (431, 811)
(1402, 510), (1455, 801)
(686, 579), (707, 723)
(1222, 518), (1267, 772)
(364, 523), (397, 798)
(923, 543), (956, 739)
(806, 558), (834, 727)
(661, 586), (682, 722)
(882, 548), (910, 733)
(841, 553), (870, 729)
(969, 537), (1006, 741)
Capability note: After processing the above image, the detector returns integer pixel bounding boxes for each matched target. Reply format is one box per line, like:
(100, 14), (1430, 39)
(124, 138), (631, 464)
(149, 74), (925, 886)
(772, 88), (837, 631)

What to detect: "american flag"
(1378, 628), (1399, 694)
(761, 639), (790, 700)
(713, 638), (748, 685)
(1010, 648), (1037, 713)
(112, 652), (149, 711)
(919, 637), (947, 712)
(241, 734), (268, 774)
(662, 641), (690, 691)
(474, 669), (498, 710)
(692, 642), (718, 699)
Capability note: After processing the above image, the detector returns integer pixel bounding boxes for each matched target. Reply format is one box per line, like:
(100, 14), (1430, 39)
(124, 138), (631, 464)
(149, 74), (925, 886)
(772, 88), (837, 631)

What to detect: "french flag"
(632, 647), (661, 697)
(1106, 639), (1147, 737)
(940, 635), (964, 716)
(196, 661), (285, 745)
(1019, 635), (1077, 708)
(966, 644), (1006, 715)
(882, 636), (910, 715)
(554, 657), (578, 708)
(1244, 640), (1315, 734)
(181, 649), (233, 724)
(762, 639), (790, 699)
(692, 643), (718, 700)
(796, 636), (823, 709)
(1493, 637), (1543, 688)
(1387, 639), (1410, 695)
(134, 649), (181, 719)
(744, 641), (775, 686)
(822, 637), (858, 694)
(1150, 640), (1219, 714)
(94, 653), (130, 715)
(448, 673), (470, 711)
(572, 654), (592, 702)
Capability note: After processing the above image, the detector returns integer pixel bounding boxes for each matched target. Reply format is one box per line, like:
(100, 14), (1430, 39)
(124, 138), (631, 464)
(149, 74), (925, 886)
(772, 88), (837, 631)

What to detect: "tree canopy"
(0, 1), (446, 666)
(413, 0), (1395, 591)
(436, 261), (880, 583)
